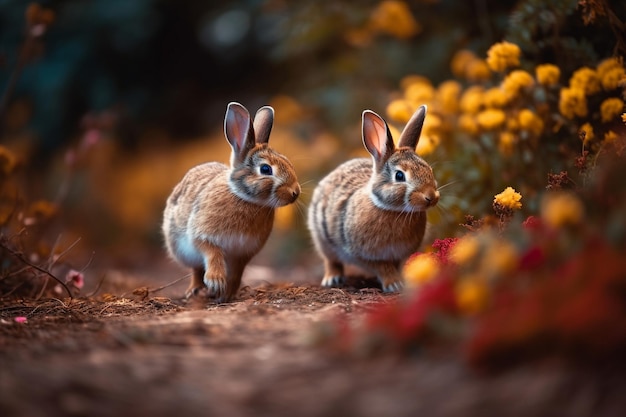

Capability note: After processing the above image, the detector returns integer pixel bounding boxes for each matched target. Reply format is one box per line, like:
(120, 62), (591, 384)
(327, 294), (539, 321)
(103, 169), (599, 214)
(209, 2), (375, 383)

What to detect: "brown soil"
(1, 266), (625, 417)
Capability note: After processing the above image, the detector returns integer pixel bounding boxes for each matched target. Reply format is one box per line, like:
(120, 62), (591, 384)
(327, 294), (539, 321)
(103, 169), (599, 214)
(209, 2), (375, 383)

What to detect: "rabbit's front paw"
(381, 278), (404, 293)
(204, 274), (228, 301)
(321, 275), (345, 288)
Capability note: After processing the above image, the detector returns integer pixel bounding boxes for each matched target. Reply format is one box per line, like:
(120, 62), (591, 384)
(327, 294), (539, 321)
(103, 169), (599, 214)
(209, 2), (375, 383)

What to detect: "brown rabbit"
(162, 102), (300, 302)
(307, 105), (438, 292)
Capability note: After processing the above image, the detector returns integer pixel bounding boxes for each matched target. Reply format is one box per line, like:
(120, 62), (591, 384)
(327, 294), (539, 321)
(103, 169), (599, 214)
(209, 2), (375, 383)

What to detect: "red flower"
(431, 237), (460, 265)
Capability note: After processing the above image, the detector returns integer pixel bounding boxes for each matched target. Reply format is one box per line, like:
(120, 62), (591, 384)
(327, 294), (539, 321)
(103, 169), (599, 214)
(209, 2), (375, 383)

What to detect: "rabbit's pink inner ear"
(362, 110), (393, 162)
(224, 102), (253, 154)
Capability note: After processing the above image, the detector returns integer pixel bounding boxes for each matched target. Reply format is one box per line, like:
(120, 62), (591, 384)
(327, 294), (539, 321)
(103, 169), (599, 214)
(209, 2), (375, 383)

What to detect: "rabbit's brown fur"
(308, 106), (438, 292)
(163, 102), (300, 302)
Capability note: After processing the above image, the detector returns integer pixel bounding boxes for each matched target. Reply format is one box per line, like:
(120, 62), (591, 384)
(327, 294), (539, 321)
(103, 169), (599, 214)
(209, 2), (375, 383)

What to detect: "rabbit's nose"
(425, 190), (439, 207)
(292, 185), (301, 200)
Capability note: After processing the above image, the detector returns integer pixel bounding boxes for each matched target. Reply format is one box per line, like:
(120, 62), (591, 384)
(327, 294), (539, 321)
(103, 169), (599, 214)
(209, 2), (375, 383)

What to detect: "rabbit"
(307, 105), (439, 292)
(162, 102), (301, 302)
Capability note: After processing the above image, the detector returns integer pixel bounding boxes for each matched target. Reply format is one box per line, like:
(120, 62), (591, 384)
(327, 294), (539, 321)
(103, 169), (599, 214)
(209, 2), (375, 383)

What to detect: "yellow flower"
(535, 64), (561, 86)
(486, 41), (521, 72)
(449, 235), (480, 265)
(506, 116), (520, 131)
(451, 49), (478, 78)
(579, 122), (594, 145)
(435, 80), (461, 114)
(483, 87), (507, 108)
(458, 114), (478, 135)
(476, 108), (506, 130)
(422, 113), (442, 134)
(600, 67), (625, 90)
(459, 86), (484, 114)
(501, 70), (535, 102)
(540, 192), (584, 228)
(456, 276), (489, 315)
(596, 57), (623, 79)
(517, 109), (544, 136)
(498, 131), (517, 156)
(604, 130), (618, 143)
(600, 97), (624, 122)
(494, 186), (522, 210)
(403, 253), (439, 286)
(466, 59), (491, 82)
(369, 0), (421, 39)
(481, 240), (518, 276)
(400, 74), (431, 90)
(386, 99), (414, 123)
(416, 133), (439, 156)
(558, 87), (587, 119)
(569, 67), (601, 95)
(404, 82), (435, 105)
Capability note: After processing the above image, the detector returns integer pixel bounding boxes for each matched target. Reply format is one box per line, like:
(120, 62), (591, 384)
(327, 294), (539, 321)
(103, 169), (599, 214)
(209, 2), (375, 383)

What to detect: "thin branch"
(3, 243), (73, 299)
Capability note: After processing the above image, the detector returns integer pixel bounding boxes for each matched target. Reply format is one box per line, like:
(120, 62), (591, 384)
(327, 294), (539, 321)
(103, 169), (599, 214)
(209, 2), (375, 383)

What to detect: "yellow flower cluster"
(597, 57), (625, 90)
(486, 41), (521, 72)
(385, 40), (625, 163)
(385, 76), (461, 156)
(501, 70), (535, 102)
(558, 59), (625, 120)
(535, 64), (561, 86)
(403, 253), (439, 286)
(494, 186), (522, 210)
(600, 97), (624, 122)
(476, 108), (506, 130)
(449, 233), (519, 314)
(559, 87), (587, 119)
(498, 131), (517, 156)
(456, 277), (489, 315)
(570, 67), (601, 95)
(604, 130), (618, 143)
(517, 109), (544, 136)
(579, 122), (594, 145)
(451, 50), (491, 82)
(369, 0), (421, 40)
(540, 192), (584, 228)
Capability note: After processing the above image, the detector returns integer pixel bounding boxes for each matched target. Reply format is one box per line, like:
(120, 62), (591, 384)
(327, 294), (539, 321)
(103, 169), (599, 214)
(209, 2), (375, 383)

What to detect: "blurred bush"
(0, 0), (624, 271)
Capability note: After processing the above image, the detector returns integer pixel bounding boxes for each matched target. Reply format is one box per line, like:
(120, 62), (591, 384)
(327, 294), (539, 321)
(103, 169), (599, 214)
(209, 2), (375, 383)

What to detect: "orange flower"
(535, 64), (561, 86)
(486, 41), (521, 72)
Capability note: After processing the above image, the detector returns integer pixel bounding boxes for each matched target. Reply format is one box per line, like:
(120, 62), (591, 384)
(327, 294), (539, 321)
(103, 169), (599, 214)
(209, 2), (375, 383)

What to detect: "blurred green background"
(1, 0), (624, 272)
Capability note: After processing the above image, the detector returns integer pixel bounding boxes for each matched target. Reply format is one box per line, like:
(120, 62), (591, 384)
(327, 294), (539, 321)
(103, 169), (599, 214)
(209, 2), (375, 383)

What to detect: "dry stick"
(3, 244), (73, 299)
(85, 273), (107, 298)
(145, 274), (190, 295)
(120, 274), (190, 299)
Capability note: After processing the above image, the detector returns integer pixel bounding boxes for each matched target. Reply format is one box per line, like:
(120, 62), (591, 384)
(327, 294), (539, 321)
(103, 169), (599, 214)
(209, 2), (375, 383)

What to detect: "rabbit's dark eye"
(395, 170), (406, 182)
(260, 164), (273, 175)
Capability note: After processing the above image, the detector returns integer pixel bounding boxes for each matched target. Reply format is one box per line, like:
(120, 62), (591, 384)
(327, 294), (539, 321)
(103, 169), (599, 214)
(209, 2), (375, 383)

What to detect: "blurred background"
(1, 0), (624, 280)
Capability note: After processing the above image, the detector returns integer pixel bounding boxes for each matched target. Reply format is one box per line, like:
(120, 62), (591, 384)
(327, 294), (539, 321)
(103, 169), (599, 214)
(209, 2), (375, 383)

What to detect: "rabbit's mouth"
(274, 182), (301, 206)
(408, 189), (439, 210)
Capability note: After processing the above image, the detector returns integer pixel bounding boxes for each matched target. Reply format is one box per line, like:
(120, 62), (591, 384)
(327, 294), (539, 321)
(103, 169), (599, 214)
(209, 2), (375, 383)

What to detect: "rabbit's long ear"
(253, 106), (274, 144)
(225, 102), (255, 164)
(362, 110), (395, 168)
(398, 105), (427, 150)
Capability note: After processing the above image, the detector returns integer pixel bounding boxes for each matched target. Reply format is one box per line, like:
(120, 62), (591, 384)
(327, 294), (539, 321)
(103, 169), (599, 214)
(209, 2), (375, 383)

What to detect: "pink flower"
(65, 269), (85, 289)
(14, 316), (28, 324)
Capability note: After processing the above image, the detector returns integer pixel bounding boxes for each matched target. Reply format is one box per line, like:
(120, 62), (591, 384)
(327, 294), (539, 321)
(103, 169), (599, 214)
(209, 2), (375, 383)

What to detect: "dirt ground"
(1, 262), (626, 417)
